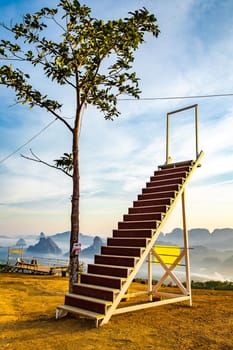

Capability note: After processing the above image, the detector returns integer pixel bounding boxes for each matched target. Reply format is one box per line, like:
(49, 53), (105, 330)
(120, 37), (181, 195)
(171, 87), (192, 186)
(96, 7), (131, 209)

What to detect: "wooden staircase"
(56, 151), (204, 327)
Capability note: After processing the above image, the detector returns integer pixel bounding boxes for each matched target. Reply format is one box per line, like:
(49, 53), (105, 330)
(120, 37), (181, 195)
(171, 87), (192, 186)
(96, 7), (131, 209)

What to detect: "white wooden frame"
(166, 104), (199, 164)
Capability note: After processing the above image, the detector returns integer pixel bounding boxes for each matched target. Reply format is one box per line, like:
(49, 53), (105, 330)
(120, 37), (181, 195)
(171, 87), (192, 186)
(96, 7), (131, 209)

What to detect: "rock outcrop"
(16, 238), (27, 247)
(27, 236), (62, 255)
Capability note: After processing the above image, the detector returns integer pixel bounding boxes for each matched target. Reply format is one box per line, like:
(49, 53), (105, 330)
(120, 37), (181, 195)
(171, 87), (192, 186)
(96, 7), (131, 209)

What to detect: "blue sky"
(0, 0), (233, 237)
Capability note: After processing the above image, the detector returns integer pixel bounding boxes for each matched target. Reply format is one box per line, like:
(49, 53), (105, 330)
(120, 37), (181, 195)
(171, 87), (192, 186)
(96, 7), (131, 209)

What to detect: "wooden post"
(7, 247), (10, 265)
(195, 104), (199, 159)
(148, 250), (153, 301)
(181, 190), (192, 306)
(166, 113), (170, 164)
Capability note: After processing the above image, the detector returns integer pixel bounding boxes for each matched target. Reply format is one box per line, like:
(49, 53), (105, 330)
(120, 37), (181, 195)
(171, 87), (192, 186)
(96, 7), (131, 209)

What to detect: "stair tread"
(143, 185), (180, 192)
(81, 272), (127, 280)
(74, 283), (120, 293)
(118, 220), (161, 223)
(154, 168), (188, 172)
(115, 228), (154, 231)
(148, 176), (183, 182)
(106, 235), (149, 238)
(95, 254), (139, 260)
(128, 208), (168, 215)
(125, 212), (163, 215)
(113, 229), (154, 237)
(108, 238), (151, 244)
(66, 293), (113, 305)
(57, 304), (104, 319)
(135, 198), (173, 202)
(131, 204), (169, 208)
(140, 190), (177, 195)
(152, 167), (189, 177)
(158, 160), (194, 169)
(145, 183), (180, 187)
(102, 245), (144, 250)
(88, 263), (133, 270)
(102, 246), (143, 254)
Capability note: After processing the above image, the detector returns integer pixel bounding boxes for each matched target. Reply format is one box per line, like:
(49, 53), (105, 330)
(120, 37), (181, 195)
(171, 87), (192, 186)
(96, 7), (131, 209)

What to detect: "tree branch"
(21, 149), (73, 178)
(42, 106), (74, 132)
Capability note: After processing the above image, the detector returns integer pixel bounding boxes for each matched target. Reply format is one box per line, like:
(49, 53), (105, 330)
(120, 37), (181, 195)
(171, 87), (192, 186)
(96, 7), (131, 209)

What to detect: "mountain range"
(1, 228), (232, 281)
(160, 228), (233, 249)
(52, 228), (233, 281)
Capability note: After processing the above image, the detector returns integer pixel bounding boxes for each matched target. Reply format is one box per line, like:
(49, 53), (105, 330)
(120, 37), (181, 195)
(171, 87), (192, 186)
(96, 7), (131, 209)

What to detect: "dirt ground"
(0, 273), (233, 350)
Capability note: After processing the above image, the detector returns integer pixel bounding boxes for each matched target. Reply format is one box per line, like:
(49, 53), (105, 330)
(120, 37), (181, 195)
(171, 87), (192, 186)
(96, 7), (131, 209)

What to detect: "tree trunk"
(69, 126), (80, 293)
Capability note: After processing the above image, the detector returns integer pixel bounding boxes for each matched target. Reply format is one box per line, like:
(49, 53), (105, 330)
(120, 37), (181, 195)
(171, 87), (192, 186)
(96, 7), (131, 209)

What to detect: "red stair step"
(123, 212), (162, 221)
(133, 198), (172, 207)
(73, 283), (117, 301)
(128, 205), (168, 214)
(150, 171), (188, 181)
(158, 160), (194, 169)
(81, 273), (123, 289)
(154, 165), (191, 176)
(108, 237), (148, 247)
(146, 177), (184, 187)
(138, 191), (176, 200)
(101, 246), (142, 257)
(118, 220), (159, 229)
(142, 184), (180, 193)
(88, 264), (130, 278)
(65, 294), (108, 314)
(112, 229), (153, 238)
(94, 254), (137, 267)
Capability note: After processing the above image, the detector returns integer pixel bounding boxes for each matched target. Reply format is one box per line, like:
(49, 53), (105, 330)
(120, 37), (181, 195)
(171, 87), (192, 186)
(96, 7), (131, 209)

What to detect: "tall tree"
(0, 0), (159, 292)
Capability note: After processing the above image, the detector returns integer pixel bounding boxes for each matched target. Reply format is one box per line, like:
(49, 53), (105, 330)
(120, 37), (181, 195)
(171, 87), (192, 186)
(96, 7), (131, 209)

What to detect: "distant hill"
(80, 236), (104, 257)
(16, 238), (27, 247)
(27, 236), (62, 255)
(63, 236), (104, 258)
(51, 231), (94, 247)
(153, 228), (233, 280)
(211, 228), (233, 249)
(221, 255), (233, 273)
(161, 228), (211, 246)
(162, 227), (233, 249)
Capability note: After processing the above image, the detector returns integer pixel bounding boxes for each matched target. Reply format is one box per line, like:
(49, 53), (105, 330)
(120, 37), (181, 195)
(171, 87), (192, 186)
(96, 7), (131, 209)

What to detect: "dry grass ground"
(0, 273), (233, 350)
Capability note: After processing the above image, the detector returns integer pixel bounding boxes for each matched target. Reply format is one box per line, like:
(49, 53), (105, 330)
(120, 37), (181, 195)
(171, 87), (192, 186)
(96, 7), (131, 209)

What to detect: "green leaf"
(0, 1), (159, 120)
